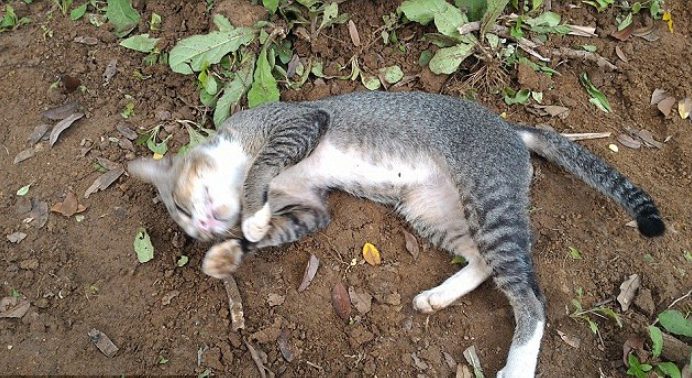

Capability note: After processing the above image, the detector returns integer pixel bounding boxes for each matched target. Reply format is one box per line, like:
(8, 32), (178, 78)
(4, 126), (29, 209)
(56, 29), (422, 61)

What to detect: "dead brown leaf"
(51, 191), (87, 217)
(650, 89), (668, 106)
(557, 330), (581, 348)
(403, 230), (420, 259)
(6, 231), (27, 243)
(84, 167), (124, 198)
(297, 254), (319, 292)
(96, 157), (121, 171)
(348, 286), (373, 315)
(267, 293), (285, 307)
(42, 101), (80, 120)
(617, 134), (641, 149)
(362, 242), (382, 266)
(638, 129), (663, 149)
(611, 24), (633, 41)
(622, 336), (648, 365)
(161, 290), (180, 306)
(331, 282), (351, 321)
(678, 97), (691, 119)
(348, 20), (361, 47)
(88, 328), (119, 358)
(22, 199), (48, 228)
(633, 24), (660, 42)
(657, 96), (676, 118)
(530, 105), (570, 119)
(27, 124), (50, 145)
(615, 46), (628, 63)
(277, 329), (295, 362)
(617, 274), (640, 311)
(13, 148), (35, 164)
(116, 121), (138, 140)
(103, 58), (118, 85)
(49, 112), (84, 147)
(0, 296), (30, 318)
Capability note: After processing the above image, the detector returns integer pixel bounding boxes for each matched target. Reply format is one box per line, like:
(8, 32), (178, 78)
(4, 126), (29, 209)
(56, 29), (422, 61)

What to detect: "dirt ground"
(1, 0), (690, 376)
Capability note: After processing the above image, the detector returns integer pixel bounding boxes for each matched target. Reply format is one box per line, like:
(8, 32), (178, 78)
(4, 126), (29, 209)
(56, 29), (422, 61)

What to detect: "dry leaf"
(224, 277), (245, 331)
(456, 364), (473, 378)
(622, 336), (648, 365)
(611, 24), (633, 41)
(650, 89), (668, 106)
(617, 134), (641, 149)
(96, 157), (121, 171)
(657, 96), (676, 118)
(348, 286), (373, 315)
(632, 24), (660, 42)
(88, 328), (119, 358)
(6, 231), (27, 243)
(348, 20), (361, 47)
(608, 144), (619, 153)
(161, 290), (180, 306)
(277, 329), (295, 362)
(530, 105), (570, 119)
(267, 293), (285, 307)
(362, 242), (381, 266)
(331, 282), (351, 321)
(297, 254), (319, 292)
(28, 199), (49, 228)
(557, 330), (581, 348)
(615, 46), (628, 63)
(49, 112), (85, 147)
(286, 54), (300, 78)
(103, 58), (118, 85)
(462, 345), (484, 376)
(617, 273), (640, 311)
(42, 101), (80, 120)
(51, 191), (87, 217)
(13, 148), (35, 164)
(678, 97), (691, 119)
(566, 25), (597, 37)
(638, 129), (663, 149)
(27, 124), (50, 145)
(84, 167), (124, 198)
(116, 122), (138, 140)
(403, 230), (420, 259)
(0, 296), (30, 318)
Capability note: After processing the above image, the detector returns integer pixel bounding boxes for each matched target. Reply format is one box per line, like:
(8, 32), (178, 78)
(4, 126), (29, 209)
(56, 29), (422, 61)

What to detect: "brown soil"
(1, 1), (690, 376)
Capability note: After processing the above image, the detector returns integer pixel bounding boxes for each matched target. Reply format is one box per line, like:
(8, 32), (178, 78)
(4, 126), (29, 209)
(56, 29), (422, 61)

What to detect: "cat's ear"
(310, 109), (330, 132)
(127, 155), (174, 186)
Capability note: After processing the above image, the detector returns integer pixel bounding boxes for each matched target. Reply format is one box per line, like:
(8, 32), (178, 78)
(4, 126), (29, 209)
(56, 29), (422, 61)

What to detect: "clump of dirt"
(1, 1), (690, 376)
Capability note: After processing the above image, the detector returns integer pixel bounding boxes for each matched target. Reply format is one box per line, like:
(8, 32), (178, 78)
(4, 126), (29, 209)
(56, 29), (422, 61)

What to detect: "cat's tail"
(516, 126), (665, 237)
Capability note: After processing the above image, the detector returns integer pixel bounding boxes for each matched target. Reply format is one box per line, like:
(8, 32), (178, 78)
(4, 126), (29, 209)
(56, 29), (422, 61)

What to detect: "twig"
(244, 338), (275, 378)
(667, 288), (692, 309)
(561, 132), (612, 141)
(552, 47), (618, 71)
(223, 277), (245, 331)
(305, 361), (324, 371)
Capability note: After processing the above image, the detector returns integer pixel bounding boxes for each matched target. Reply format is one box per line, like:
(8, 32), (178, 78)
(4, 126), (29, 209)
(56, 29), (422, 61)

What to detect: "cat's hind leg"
(397, 182), (492, 312)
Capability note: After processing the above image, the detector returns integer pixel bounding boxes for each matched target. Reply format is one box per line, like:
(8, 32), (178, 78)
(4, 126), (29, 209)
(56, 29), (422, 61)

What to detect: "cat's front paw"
(242, 203), (272, 242)
(202, 240), (244, 279)
(412, 288), (455, 313)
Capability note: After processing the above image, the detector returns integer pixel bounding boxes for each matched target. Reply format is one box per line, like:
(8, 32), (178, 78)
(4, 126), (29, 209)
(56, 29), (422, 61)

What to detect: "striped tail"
(516, 126), (665, 237)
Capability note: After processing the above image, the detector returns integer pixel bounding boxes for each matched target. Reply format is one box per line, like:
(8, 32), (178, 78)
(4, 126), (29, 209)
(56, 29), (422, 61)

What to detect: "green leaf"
(618, 12), (633, 31)
(361, 74), (381, 90)
(450, 255), (467, 265)
(204, 74), (218, 95)
(178, 125), (215, 155)
(428, 42), (475, 75)
(479, 0), (509, 39)
(213, 51), (255, 127)
(631, 2), (641, 13)
(658, 309), (692, 337)
(263, 0), (279, 13)
(70, 3), (87, 21)
(648, 325), (663, 358)
(596, 307), (622, 328)
(146, 131), (170, 155)
(176, 255), (189, 267)
(419, 50), (433, 66)
(380, 65), (404, 84)
(579, 72), (611, 112)
(169, 27), (256, 74)
(247, 48), (280, 108)
(16, 184), (31, 196)
(399, 0), (467, 37)
(319, 2), (338, 29)
(213, 14), (234, 32)
(581, 44), (597, 52)
(455, 0), (487, 22)
(656, 362), (681, 378)
(149, 12), (161, 31)
(525, 11), (561, 28)
(503, 88), (531, 105)
(684, 250), (692, 262)
(568, 246), (583, 260)
(133, 227), (154, 263)
(105, 0), (141, 37)
(119, 33), (159, 53)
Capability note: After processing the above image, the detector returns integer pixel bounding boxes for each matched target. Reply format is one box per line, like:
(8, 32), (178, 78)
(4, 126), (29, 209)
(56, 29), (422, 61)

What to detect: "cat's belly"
(271, 140), (443, 203)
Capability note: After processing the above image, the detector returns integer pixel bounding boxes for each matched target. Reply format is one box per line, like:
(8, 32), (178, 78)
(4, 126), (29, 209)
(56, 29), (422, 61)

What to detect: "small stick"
(667, 288), (692, 309)
(223, 277), (245, 331)
(561, 132), (612, 141)
(305, 361), (324, 371)
(244, 338), (275, 378)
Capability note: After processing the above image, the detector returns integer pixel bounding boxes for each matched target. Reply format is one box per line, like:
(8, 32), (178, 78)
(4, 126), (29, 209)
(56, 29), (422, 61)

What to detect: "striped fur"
(128, 91), (664, 377)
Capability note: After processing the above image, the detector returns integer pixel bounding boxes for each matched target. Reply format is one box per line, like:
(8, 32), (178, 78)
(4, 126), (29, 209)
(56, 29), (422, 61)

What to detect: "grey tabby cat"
(128, 91), (664, 377)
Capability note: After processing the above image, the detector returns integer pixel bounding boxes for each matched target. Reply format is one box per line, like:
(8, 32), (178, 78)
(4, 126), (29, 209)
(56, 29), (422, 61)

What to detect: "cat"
(128, 91), (664, 377)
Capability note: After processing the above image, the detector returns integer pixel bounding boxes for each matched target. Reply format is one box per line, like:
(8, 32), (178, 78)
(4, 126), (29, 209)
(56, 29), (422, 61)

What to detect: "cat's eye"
(173, 199), (192, 218)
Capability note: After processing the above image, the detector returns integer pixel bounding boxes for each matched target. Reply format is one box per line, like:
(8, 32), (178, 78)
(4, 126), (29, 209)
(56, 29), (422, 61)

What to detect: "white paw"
(242, 203), (271, 243)
(412, 288), (455, 313)
(202, 240), (244, 279)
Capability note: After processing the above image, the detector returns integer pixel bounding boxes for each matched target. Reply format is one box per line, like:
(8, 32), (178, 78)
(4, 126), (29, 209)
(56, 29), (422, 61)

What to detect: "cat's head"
(127, 140), (248, 241)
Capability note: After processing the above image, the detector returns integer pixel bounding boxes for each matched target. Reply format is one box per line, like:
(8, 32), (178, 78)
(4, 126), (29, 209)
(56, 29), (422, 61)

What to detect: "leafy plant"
(570, 289), (622, 334)
(70, 2), (87, 20)
(247, 47), (280, 108)
(627, 354), (653, 378)
(580, 72), (611, 112)
(105, 0), (140, 37)
(52, 0), (73, 15)
(0, 5), (31, 32)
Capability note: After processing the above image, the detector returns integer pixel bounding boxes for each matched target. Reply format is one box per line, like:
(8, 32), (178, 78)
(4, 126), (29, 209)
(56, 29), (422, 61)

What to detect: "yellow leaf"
(678, 98), (691, 119)
(662, 11), (673, 33)
(152, 152), (164, 160)
(362, 242), (381, 266)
